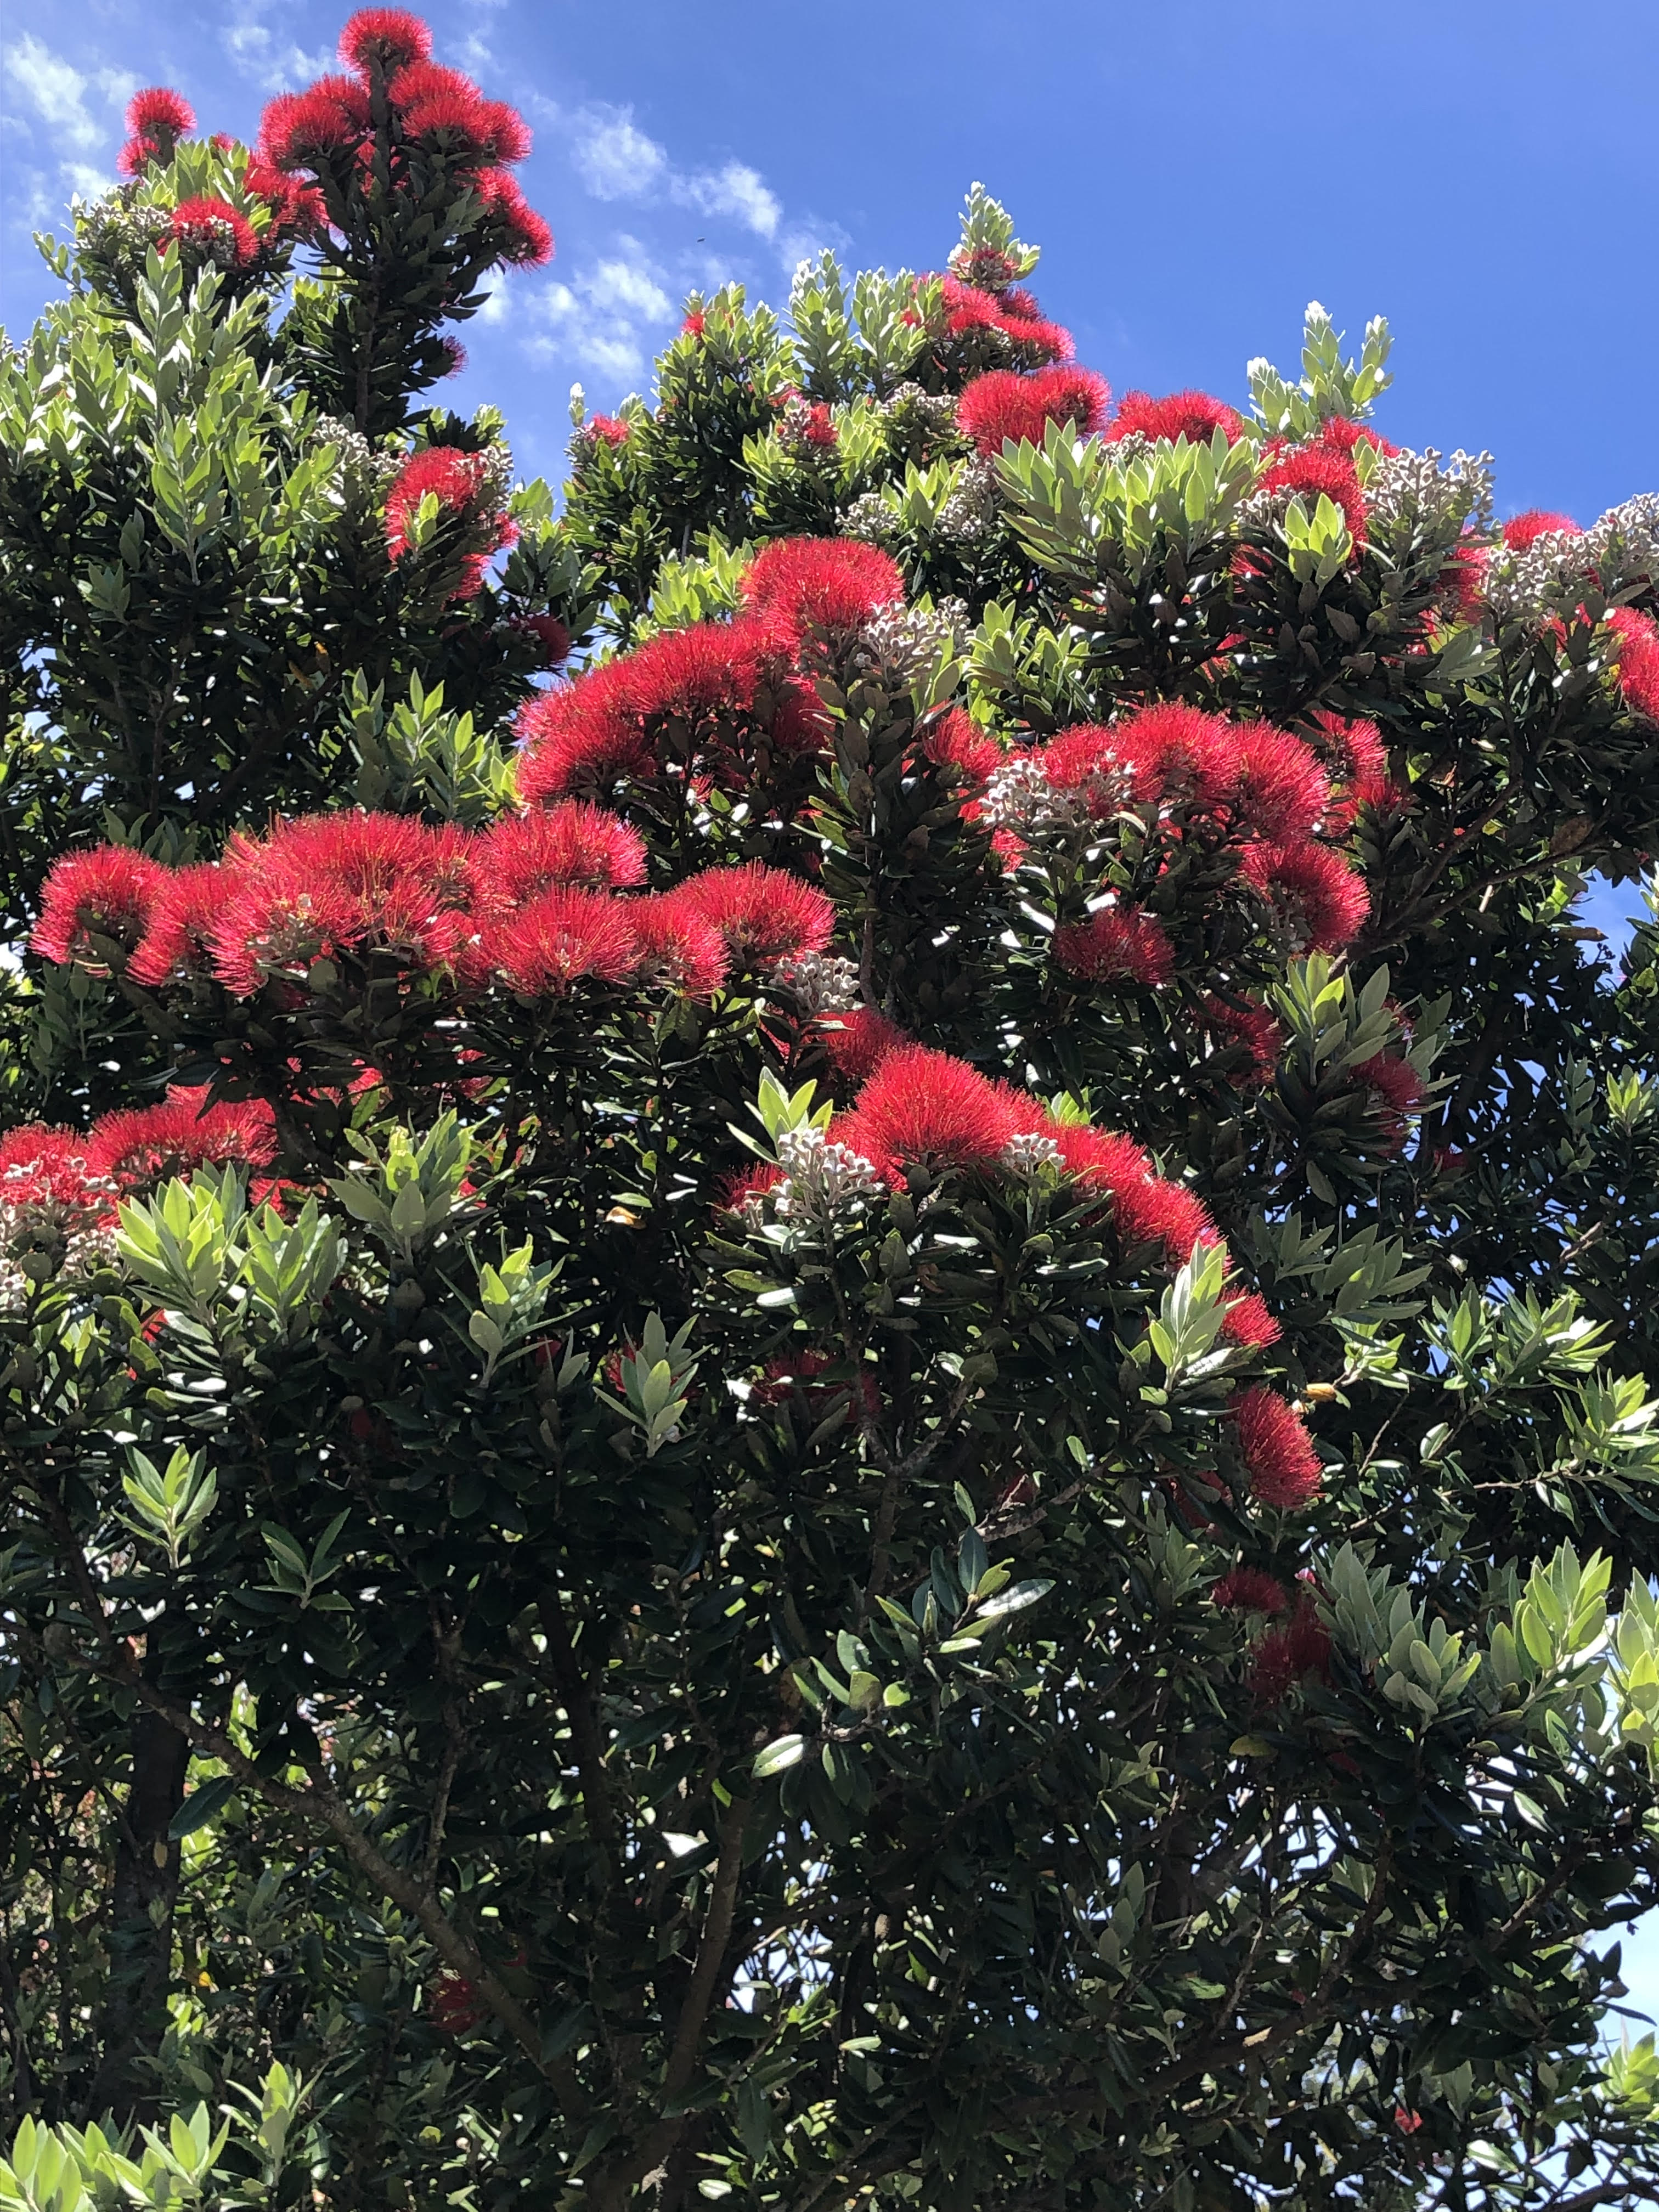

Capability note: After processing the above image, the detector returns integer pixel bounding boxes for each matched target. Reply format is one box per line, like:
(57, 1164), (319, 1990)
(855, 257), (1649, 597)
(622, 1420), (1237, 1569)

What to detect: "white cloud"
(563, 103), (786, 249)
(523, 240), (675, 383)
(571, 104), (669, 201)
(222, 8), (333, 94)
(4, 33), (108, 151)
(63, 160), (115, 200)
(675, 160), (781, 242)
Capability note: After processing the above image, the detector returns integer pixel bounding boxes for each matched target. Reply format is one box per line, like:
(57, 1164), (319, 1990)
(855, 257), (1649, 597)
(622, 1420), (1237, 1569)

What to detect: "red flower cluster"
(1230, 1386), (1323, 1509)
(118, 87), (195, 177)
(252, 9), (550, 267)
(1106, 390), (1245, 445)
(82, 1087), (278, 1188)
(938, 276), (1071, 365)
(32, 847), (168, 970)
(1201, 995), (1283, 1087)
(517, 541), (900, 808)
(1308, 711), (1391, 828)
(1354, 1052), (1424, 1150)
(1012, 704), (1369, 955)
(1, 1086), (279, 1273)
(429, 1971), (488, 2035)
(811, 1006), (907, 1087)
(383, 447), (512, 595)
(1211, 1566), (1289, 1616)
(1259, 443), (1367, 543)
(836, 1046), (1020, 1178)
(1052, 905), (1174, 986)
(1502, 509), (1580, 552)
(169, 197), (259, 270)
(1236, 839), (1370, 953)
(1249, 1587), (1333, 1703)
(742, 537), (905, 642)
(1607, 606), (1659, 722)
(36, 812), (835, 1009)
(956, 365), (1110, 456)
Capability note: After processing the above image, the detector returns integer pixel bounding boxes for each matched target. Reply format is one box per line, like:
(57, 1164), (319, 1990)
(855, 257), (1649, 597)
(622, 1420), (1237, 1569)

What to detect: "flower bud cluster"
(772, 1124), (884, 1220)
(849, 597), (969, 687)
(1363, 445), (1496, 544)
(777, 950), (862, 1013)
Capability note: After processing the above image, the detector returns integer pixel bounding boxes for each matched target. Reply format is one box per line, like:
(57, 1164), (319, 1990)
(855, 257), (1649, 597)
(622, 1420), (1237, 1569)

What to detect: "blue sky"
(3, 0), (1659, 2031)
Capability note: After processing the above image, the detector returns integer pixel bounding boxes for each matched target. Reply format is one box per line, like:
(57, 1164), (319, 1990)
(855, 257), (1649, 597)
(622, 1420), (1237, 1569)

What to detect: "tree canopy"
(3, 13), (1659, 2209)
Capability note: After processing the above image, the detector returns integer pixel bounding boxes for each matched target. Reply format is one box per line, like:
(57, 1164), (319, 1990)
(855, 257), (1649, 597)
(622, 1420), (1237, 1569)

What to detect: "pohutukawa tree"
(2, 14), (1659, 2208)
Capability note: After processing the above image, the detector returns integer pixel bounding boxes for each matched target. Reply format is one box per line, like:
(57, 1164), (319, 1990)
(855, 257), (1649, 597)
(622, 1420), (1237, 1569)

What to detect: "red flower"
(1309, 711), (1390, 820)
(1113, 702), (1243, 814)
(128, 864), (229, 986)
(1107, 390), (1245, 445)
(1502, 509), (1581, 551)
(1259, 444), (1367, 543)
(1394, 2107), (1424, 2136)
(430, 1972), (488, 2036)
(400, 88), (492, 154)
(1355, 1053), (1423, 1150)
(1237, 840), (1369, 952)
(1201, 995), (1283, 1085)
(32, 848), (167, 968)
(627, 896), (731, 996)
(475, 805), (646, 909)
(126, 87), (196, 141)
(1607, 607), (1659, 721)
(668, 864), (834, 970)
(770, 682), (833, 755)
(1250, 1589), (1333, 1702)
(514, 662), (657, 806)
(384, 447), (491, 560)
(0, 1127), (114, 1241)
(477, 885), (639, 996)
(339, 8), (433, 75)
(622, 620), (770, 724)
(472, 168), (554, 266)
(207, 813), (477, 994)
(512, 614), (571, 668)
(170, 198), (259, 269)
(84, 1089), (278, 1187)
(812, 1007), (906, 1086)
(940, 276), (1071, 364)
(1318, 416), (1398, 460)
(1047, 1121), (1154, 1202)
(258, 76), (371, 168)
(1211, 1566), (1289, 1615)
(585, 414), (630, 448)
(1231, 1387), (1323, 1509)
(741, 538), (905, 642)
(681, 310), (707, 338)
(1111, 1174), (1217, 1265)
(956, 365), (1110, 456)
(1228, 725), (1330, 843)
(1220, 1290), (1283, 1349)
(1439, 541), (1487, 623)
(841, 1046), (1017, 1177)
(718, 1161), (785, 1217)
(919, 706), (1002, 793)
(244, 153), (329, 241)
(1053, 905), (1175, 986)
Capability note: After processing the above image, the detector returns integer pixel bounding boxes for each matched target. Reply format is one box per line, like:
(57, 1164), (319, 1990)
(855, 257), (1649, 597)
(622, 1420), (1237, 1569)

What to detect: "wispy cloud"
(522, 238), (675, 384)
(569, 104), (669, 201)
(3, 33), (132, 154)
(561, 100), (788, 251)
(222, 6), (333, 95)
(673, 160), (780, 242)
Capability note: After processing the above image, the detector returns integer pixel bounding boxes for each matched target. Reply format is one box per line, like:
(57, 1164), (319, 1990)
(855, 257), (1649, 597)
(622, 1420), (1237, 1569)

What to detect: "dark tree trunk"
(89, 1706), (190, 2119)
